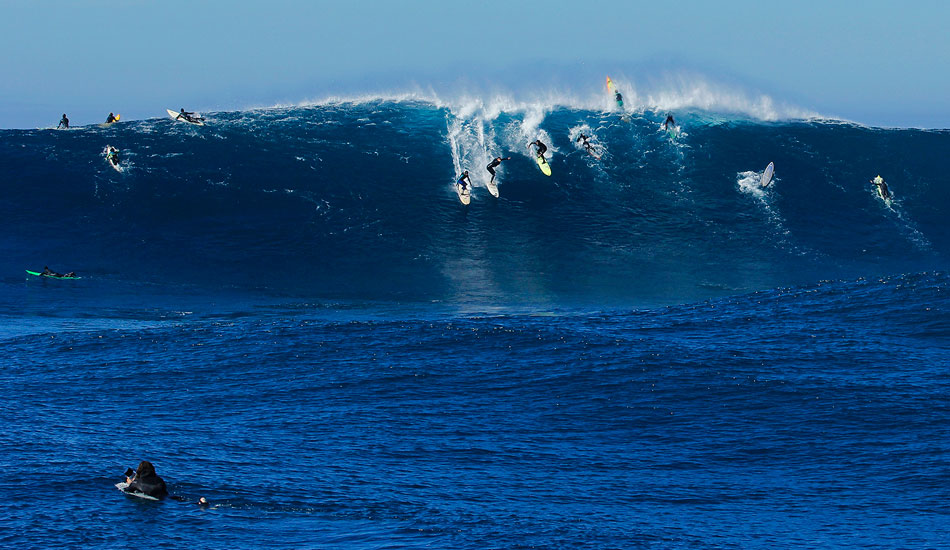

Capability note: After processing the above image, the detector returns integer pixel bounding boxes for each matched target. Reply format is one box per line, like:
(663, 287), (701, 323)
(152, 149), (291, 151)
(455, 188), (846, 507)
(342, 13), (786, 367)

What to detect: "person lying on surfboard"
(529, 140), (548, 163)
(177, 108), (204, 123)
(457, 170), (471, 191)
(871, 175), (890, 199)
(41, 266), (75, 278)
(576, 133), (595, 154)
(664, 114), (675, 130)
(106, 146), (121, 166)
(486, 157), (511, 184)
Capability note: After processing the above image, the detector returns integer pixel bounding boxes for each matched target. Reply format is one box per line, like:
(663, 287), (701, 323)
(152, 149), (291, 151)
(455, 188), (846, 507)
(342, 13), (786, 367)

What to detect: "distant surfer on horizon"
(177, 108), (203, 123)
(106, 112), (117, 124)
(529, 139), (548, 163)
(576, 133), (595, 155)
(871, 175), (890, 199)
(57, 114), (69, 129)
(486, 156), (510, 184)
(456, 170), (471, 192)
(664, 114), (675, 130)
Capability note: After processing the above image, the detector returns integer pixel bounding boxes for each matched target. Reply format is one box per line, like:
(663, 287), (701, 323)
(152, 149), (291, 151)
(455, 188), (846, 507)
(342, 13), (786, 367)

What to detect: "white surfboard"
(115, 482), (159, 501)
(760, 162), (774, 187)
(455, 183), (471, 205)
(486, 179), (499, 198)
(167, 108), (204, 126)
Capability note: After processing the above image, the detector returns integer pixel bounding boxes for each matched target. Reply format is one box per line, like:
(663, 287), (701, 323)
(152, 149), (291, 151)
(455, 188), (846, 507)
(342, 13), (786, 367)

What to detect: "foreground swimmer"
(122, 461), (169, 499)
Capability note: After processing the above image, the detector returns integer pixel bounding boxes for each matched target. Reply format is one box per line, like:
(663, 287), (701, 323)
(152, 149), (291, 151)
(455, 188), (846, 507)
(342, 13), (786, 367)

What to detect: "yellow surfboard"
(536, 155), (552, 176)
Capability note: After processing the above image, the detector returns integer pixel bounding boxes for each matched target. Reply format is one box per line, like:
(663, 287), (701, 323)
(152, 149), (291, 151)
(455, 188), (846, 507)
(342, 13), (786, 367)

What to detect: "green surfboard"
(26, 270), (81, 280)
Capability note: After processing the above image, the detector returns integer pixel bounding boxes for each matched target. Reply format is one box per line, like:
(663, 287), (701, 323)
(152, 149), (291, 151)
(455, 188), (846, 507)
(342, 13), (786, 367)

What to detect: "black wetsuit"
(124, 461), (169, 499)
(664, 116), (675, 130)
(106, 114), (117, 124)
(877, 181), (890, 199)
(457, 174), (470, 191)
(486, 157), (509, 182)
(178, 110), (197, 122)
(533, 141), (548, 161)
(577, 134), (593, 152)
(58, 116), (69, 129)
(108, 149), (120, 165)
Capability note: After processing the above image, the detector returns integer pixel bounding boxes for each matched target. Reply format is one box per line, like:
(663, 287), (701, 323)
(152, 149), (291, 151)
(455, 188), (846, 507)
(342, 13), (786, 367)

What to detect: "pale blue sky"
(1, 0), (947, 128)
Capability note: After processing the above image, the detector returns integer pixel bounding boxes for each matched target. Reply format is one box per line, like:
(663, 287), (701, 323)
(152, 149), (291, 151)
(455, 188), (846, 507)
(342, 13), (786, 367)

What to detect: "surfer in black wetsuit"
(177, 108), (204, 123)
(486, 156), (510, 184)
(106, 113), (117, 124)
(41, 266), (65, 278)
(529, 139), (548, 162)
(457, 170), (471, 191)
(122, 461), (169, 499)
(576, 133), (595, 154)
(106, 146), (120, 166)
(664, 114), (675, 130)
(871, 175), (890, 199)
(57, 114), (69, 129)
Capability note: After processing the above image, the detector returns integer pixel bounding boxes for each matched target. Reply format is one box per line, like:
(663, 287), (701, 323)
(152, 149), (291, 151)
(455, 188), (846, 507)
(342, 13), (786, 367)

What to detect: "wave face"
(1, 101), (947, 305)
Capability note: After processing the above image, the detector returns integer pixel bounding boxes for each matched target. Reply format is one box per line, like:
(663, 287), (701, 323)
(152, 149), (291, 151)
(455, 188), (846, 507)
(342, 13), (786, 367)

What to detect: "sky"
(1, 0), (948, 128)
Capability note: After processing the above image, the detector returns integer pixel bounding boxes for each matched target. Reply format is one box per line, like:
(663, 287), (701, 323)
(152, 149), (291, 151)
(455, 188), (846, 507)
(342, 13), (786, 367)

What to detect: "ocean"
(1, 98), (948, 549)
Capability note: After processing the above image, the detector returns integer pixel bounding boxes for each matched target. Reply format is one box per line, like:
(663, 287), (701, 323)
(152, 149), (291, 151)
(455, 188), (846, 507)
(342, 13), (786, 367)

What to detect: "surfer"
(57, 114), (69, 129)
(41, 266), (68, 278)
(529, 139), (548, 163)
(664, 114), (675, 130)
(106, 112), (117, 124)
(576, 133), (595, 154)
(486, 157), (510, 184)
(457, 170), (471, 191)
(177, 108), (203, 123)
(122, 461), (169, 500)
(106, 146), (120, 166)
(871, 175), (890, 199)
(614, 90), (623, 107)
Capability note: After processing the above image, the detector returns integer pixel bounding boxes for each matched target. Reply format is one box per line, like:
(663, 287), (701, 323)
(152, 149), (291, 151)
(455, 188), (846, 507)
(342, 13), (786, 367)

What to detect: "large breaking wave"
(0, 95), (946, 306)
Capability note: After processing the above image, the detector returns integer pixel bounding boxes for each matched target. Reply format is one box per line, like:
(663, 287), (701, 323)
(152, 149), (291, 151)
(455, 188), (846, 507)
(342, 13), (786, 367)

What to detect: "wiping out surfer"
(614, 90), (623, 107)
(121, 461), (169, 500)
(576, 133), (595, 154)
(57, 114), (69, 129)
(529, 139), (548, 163)
(486, 156), (510, 184)
(871, 175), (890, 199)
(664, 114), (675, 130)
(177, 108), (204, 123)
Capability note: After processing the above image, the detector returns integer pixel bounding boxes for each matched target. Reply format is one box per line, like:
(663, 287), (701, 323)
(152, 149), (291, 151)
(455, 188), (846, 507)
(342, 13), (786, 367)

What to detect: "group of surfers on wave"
(456, 114), (677, 193)
(58, 109), (203, 171)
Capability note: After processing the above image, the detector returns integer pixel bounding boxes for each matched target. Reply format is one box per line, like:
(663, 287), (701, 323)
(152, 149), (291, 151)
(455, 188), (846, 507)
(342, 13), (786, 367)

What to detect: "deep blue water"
(1, 102), (948, 549)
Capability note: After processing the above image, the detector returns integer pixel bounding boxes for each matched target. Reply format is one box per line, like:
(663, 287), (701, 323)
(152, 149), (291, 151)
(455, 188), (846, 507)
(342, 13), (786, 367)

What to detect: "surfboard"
(872, 176), (892, 203)
(666, 125), (678, 140)
(760, 162), (774, 187)
(26, 270), (81, 280)
(455, 183), (471, 205)
(167, 108), (204, 126)
(486, 179), (499, 198)
(587, 148), (601, 160)
(115, 482), (159, 501)
(536, 155), (552, 176)
(606, 76), (624, 109)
